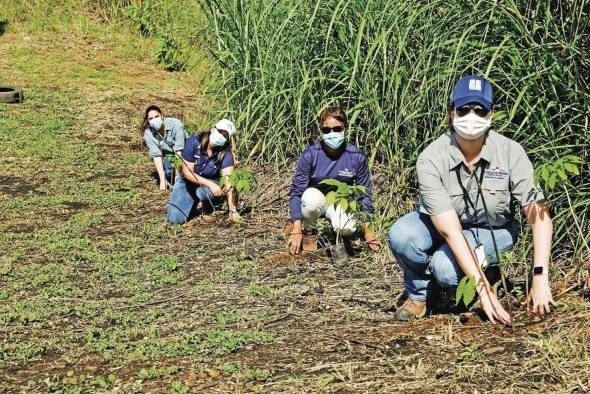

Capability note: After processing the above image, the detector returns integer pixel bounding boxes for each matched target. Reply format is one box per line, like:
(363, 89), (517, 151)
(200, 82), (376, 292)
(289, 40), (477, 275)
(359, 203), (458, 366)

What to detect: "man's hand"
(477, 282), (512, 325)
(522, 277), (556, 315)
(363, 223), (381, 251)
(209, 182), (225, 197)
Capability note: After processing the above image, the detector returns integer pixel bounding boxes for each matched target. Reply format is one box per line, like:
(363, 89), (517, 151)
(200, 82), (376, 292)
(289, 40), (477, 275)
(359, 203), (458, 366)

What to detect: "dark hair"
(141, 105), (164, 134)
(198, 128), (232, 163)
(318, 106), (348, 128)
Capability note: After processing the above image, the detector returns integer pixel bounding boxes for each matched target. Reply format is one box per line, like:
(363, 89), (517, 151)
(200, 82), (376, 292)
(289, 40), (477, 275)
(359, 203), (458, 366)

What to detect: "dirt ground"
(0, 10), (589, 394)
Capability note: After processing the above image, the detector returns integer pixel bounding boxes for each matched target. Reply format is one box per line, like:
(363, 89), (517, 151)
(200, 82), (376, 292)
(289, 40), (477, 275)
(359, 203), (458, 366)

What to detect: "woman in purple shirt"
(287, 107), (381, 254)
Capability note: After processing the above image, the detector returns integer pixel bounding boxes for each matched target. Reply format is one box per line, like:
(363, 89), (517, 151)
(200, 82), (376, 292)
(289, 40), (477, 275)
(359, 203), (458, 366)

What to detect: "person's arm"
(171, 119), (187, 152)
(145, 130), (168, 189)
(523, 202), (555, 314)
(355, 153), (380, 250)
(181, 162), (221, 192)
(220, 165), (239, 220)
(508, 142), (553, 314)
(431, 210), (511, 324)
(153, 156), (168, 190)
(288, 151), (312, 254)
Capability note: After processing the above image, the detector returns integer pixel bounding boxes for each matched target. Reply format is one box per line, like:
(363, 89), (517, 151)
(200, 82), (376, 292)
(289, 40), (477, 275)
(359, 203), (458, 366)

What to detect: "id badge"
(474, 243), (488, 269)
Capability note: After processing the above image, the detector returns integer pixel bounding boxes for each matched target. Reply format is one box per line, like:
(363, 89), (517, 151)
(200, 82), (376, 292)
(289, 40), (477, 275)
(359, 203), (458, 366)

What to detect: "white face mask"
(209, 129), (227, 148)
(452, 111), (491, 140)
(149, 117), (163, 130)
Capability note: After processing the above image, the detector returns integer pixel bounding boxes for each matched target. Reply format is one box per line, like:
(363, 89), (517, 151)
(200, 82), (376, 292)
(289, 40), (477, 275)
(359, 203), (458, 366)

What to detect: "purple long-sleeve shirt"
(289, 142), (374, 221)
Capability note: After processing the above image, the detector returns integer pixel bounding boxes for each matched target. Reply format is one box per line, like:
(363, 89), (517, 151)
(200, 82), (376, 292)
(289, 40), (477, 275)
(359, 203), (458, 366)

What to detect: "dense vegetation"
(109, 0), (590, 259)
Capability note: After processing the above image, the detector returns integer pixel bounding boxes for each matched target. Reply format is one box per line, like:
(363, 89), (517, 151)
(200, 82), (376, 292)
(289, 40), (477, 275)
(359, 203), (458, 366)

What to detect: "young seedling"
(219, 168), (254, 223)
(219, 168), (254, 195)
(534, 155), (588, 254)
(320, 178), (367, 249)
(164, 153), (184, 186)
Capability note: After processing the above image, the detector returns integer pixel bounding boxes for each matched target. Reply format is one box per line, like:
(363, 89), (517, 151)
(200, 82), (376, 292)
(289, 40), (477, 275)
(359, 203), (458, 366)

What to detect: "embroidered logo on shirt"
(338, 168), (354, 178)
(469, 79), (482, 91)
(484, 166), (509, 180)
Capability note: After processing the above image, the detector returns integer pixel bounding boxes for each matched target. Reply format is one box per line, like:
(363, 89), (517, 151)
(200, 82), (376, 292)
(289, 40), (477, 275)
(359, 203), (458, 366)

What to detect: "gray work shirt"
(143, 117), (187, 158)
(416, 130), (545, 227)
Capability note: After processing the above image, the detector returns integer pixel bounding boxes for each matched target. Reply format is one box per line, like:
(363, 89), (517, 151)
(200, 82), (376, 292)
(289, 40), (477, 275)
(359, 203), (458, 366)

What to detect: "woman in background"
(141, 105), (187, 190)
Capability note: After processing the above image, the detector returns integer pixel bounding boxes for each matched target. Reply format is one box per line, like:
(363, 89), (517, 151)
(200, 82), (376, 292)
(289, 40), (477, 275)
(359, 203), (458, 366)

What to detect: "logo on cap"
(468, 79), (482, 91)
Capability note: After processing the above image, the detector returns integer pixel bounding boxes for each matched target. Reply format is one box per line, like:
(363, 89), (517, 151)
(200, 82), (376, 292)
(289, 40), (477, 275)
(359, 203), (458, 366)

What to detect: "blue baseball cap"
(452, 75), (493, 111)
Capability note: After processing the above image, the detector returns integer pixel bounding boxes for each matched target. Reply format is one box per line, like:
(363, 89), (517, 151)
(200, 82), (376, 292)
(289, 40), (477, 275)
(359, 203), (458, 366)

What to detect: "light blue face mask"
(149, 117), (163, 130)
(209, 129), (227, 148)
(322, 131), (345, 150)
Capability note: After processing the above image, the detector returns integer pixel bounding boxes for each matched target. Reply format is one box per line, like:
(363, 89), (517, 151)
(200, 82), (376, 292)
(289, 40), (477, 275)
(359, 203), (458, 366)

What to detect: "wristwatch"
(533, 266), (544, 276)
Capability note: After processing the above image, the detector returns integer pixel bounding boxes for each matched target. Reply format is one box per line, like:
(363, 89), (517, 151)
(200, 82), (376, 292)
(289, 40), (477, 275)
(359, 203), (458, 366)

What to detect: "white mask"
(209, 129), (227, 148)
(149, 117), (163, 130)
(452, 111), (491, 140)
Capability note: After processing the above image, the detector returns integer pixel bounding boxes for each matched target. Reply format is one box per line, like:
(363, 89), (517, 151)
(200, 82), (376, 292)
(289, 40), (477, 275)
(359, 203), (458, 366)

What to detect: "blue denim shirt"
(144, 117), (187, 158)
(289, 142), (374, 221)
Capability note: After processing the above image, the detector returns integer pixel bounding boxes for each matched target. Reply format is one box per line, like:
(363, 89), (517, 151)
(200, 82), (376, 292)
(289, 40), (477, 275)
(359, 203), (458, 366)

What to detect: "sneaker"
(302, 229), (318, 252)
(394, 299), (427, 321)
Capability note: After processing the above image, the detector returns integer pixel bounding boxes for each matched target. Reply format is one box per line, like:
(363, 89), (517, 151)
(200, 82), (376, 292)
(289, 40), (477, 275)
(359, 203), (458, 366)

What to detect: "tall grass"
(199, 0), (590, 258)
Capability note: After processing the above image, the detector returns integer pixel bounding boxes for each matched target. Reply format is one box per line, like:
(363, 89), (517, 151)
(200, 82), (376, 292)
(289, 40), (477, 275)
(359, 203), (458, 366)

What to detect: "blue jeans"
(163, 157), (173, 178)
(388, 211), (520, 302)
(167, 176), (224, 225)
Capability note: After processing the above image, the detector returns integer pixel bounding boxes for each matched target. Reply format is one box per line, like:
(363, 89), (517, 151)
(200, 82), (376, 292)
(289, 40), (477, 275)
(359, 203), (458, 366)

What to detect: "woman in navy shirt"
(167, 119), (239, 224)
(287, 107), (381, 254)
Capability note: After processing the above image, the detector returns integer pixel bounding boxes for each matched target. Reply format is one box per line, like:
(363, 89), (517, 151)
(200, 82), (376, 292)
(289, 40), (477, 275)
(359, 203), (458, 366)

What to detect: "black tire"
(0, 86), (23, 103)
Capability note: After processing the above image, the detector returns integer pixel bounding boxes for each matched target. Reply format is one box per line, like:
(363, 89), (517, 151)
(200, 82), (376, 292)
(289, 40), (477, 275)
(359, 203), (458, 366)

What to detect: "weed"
(456, 343), (483, 364)
(156, 34), (187, 72)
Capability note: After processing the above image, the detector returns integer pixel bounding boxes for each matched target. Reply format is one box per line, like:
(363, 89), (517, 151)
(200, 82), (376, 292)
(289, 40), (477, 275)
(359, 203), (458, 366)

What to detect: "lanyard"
(456, 163), (486, 222)
(455, 162), (486, 243)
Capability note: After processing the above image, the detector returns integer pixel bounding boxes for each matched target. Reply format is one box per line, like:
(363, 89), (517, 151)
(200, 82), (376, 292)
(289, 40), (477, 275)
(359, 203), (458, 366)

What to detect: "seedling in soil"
(320, 179), (367, 263)
(164, 153), (184, 186)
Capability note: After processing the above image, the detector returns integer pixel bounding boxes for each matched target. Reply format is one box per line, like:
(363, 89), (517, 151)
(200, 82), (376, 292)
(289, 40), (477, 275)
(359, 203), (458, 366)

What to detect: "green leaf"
(320, 178), (343, 187)
(541, 165), (550, 182)
(219, 177), (227, 188)
(236, 179), (248, 192)
(456, 276), (467, 305)
(326, 191), (337, 205)
(563, 162), (579, 175)
(463, 276), (476, 305)
(349, 200), (358, 212)
(547, 172), (557, 190)
(339, 198), (348, 211)
(557, 168), (567, 181)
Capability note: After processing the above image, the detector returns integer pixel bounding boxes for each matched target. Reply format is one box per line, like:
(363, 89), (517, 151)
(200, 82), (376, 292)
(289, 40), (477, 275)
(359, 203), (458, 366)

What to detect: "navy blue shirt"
(289, 142), (374, 221)
(181, 135), (234, 180)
